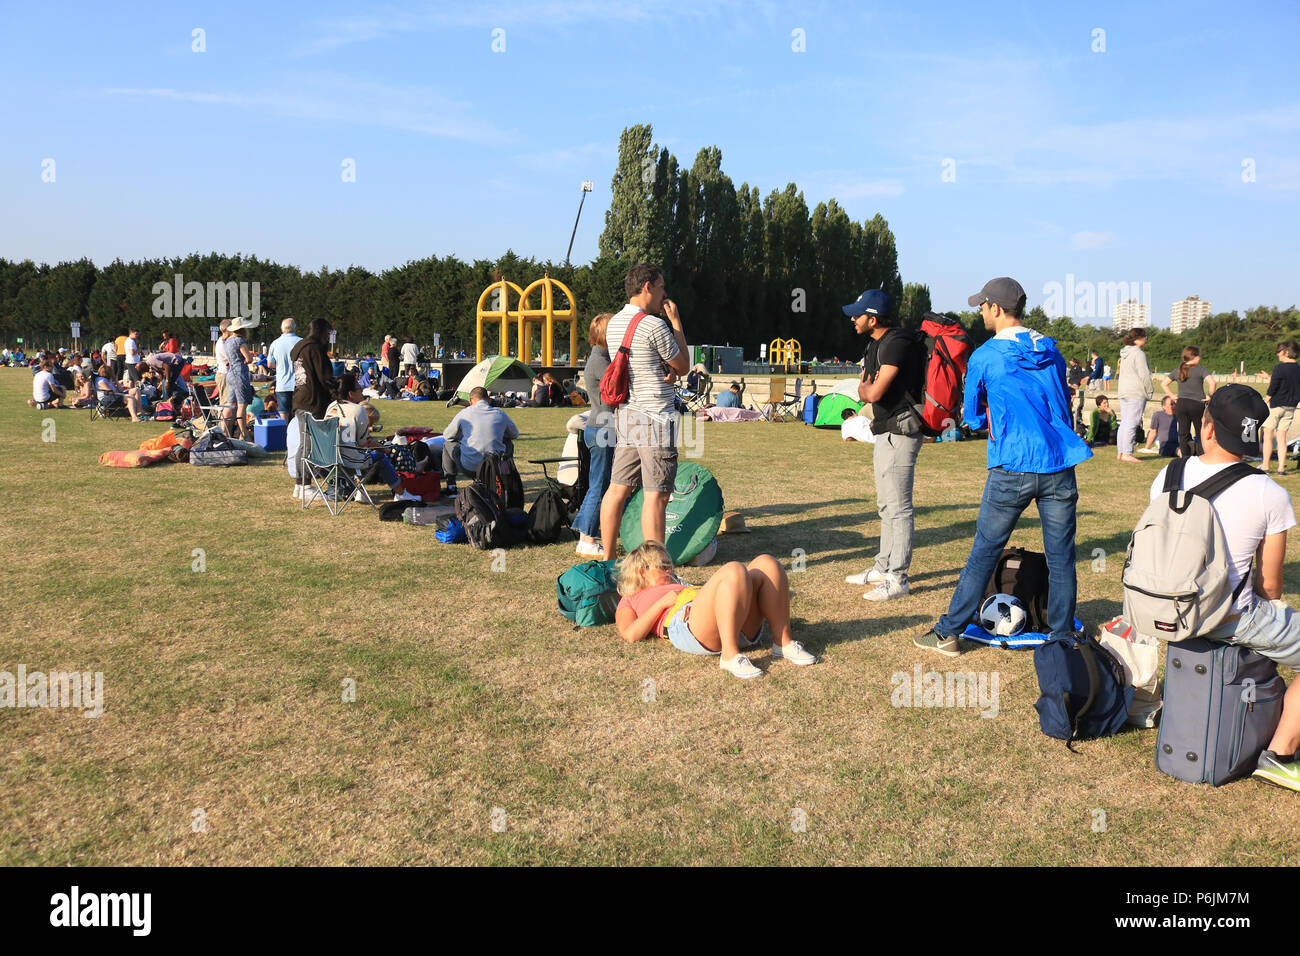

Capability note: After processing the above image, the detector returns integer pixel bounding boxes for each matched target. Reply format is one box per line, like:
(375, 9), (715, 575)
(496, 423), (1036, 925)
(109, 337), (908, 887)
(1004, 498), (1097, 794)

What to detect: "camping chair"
(187, 381), (230, 432)
(298, 413), (377, 515)
(773, 377), (804, 421)
(88, 391), (130, 422)
(677, 372), (713, 413)
(752, 376), (788, 421)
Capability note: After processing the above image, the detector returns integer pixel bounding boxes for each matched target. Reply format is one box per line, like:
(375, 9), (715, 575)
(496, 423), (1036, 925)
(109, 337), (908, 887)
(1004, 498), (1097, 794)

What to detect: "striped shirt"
(605, 303), (680, 419)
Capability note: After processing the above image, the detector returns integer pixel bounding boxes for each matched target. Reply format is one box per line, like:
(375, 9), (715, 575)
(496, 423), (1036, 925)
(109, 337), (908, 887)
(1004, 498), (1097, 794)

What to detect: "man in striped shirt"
(599, 264), (690, 559)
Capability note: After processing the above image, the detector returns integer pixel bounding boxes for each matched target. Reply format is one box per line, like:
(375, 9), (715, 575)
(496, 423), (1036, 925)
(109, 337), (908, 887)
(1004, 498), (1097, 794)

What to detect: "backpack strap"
(1186, 461), (1262, 501)
(616, 311), (649, 356)
(1065, 638), (1101, 751)
(1161, 454), (1190, 494)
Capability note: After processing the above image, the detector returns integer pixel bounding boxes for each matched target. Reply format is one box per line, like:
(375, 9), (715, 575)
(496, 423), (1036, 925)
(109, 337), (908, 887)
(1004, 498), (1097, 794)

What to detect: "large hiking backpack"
(455, 481), (509, 550)
(598, 310), (648, 409)
(475, 452), (524, 510)
(527, 478), (570, 544)
(918, 313), (974, 434)
(1033, 633), (1134, 748)
(985, 547), (1051, 634)
(557, 560), (620, 627)
(1122, 457), (1259, 643)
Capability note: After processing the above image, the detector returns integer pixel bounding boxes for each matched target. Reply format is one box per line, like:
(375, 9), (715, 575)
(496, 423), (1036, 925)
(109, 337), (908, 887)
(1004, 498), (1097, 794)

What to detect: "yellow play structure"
(769, 337), (802, 372)
(475, 275), (579, 367)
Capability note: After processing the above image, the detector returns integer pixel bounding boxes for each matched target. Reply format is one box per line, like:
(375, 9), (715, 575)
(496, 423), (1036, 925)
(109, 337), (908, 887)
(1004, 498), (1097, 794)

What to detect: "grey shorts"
(610, 407), (678, 493)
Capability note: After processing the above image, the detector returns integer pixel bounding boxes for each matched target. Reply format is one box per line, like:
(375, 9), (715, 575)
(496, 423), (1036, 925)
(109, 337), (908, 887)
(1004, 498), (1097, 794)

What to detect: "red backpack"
(599, 310), (648, 408)
(919, 314), (974, 433)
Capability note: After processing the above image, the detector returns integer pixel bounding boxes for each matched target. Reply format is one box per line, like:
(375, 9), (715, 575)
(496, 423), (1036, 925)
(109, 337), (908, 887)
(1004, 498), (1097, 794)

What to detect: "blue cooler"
(254, 416), (287, 451)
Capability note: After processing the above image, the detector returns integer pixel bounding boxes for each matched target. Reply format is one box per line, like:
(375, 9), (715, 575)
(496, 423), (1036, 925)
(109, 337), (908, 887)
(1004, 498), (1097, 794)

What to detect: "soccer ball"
(979, 593), (1028, 637)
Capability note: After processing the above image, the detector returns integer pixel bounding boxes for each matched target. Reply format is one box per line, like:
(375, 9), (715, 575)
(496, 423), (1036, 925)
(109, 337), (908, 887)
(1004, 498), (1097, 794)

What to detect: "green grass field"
(2, 367), (1298, 865)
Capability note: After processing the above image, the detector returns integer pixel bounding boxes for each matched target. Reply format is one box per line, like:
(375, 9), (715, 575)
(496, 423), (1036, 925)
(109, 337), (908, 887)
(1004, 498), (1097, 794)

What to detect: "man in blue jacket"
(916, 277), (1092, 655)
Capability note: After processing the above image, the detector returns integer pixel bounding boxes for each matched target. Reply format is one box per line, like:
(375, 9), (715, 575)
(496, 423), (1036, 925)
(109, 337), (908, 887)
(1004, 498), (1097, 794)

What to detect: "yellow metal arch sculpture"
(475, 279), (525, 365)
(769, 337), (802, 372)
(517, 275), (578, 369)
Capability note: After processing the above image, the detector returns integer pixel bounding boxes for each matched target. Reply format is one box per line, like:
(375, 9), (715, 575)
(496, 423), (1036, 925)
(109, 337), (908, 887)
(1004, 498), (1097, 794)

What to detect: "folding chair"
(773, 377), (804, 421)
(677, 372), (713, 413)
(187, 381), (230, 432)
(298, 413), (377, 515)
(752, 376), (787, 421)
(88, 392), (130, 422)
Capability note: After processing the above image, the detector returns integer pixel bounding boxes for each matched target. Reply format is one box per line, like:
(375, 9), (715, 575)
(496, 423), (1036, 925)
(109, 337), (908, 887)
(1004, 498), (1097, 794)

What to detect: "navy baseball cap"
(843, 289), (892, 318)
(967, 277), (1027, 311)
(1206, 384), (1270, 458)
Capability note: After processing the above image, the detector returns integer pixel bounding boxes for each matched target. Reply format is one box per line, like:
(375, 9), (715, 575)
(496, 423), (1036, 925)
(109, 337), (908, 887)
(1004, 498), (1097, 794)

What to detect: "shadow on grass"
(802, 614), (934, 649)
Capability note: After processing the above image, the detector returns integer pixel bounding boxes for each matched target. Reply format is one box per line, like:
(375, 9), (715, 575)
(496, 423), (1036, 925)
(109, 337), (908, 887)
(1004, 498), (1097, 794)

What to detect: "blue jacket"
(964, 327), (1092, 474)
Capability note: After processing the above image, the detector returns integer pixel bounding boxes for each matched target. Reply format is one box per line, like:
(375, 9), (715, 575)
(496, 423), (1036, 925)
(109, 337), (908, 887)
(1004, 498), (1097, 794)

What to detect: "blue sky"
(2, 0), (1297, 324)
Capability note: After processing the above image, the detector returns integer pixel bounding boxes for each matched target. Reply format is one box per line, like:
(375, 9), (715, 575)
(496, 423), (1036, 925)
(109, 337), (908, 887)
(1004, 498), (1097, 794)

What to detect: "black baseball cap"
(1206, 384), (1270, 457)
(967, 277), (1027, 312)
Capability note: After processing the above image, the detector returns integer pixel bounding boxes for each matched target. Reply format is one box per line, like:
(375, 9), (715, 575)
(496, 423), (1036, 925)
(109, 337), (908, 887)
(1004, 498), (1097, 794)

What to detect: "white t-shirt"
(32, 370), (58, 402)
(400, 342), (419, 366)
(101, 341), (116, 362)
(124, 336), (141, 364)
(1150, 458), (1296, 610)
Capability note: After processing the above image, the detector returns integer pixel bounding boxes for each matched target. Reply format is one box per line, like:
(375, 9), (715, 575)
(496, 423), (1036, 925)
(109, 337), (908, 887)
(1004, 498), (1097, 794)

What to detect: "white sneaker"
(863, 576), (909, 602)
(575, 540), (603, 557)
(845, 567), (887, 586)
(292, 484), (303, 499)
(719, 654), (763, 679)
(393, 490), (421, 502)
(301, 487), (321, 505)
(771, 639), (816, 666)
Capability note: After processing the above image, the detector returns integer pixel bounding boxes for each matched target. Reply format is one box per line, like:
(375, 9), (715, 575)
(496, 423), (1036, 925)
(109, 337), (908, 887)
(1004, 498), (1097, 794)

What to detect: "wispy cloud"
(100, 74), (508, 143)
(830, 180), (905, 199)
(1071, 231), (1115, 250)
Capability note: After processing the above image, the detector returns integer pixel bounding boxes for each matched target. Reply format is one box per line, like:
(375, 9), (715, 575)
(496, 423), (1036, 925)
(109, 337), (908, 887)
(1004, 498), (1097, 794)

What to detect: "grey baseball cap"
(968, 277), (1027, 311)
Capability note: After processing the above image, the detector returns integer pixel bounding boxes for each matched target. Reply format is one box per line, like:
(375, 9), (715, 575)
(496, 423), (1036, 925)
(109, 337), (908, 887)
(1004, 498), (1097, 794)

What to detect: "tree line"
(2, 121), (1295, 371)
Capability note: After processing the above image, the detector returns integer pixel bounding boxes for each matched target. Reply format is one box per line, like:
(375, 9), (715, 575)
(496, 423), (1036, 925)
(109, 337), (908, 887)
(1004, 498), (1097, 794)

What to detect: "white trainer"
(771, 639), (816, 666)
(719, 654), (763, 679)
(863, 575), (909, 602)
(845, 568), (887, 586)
(292, 484), (303, 499)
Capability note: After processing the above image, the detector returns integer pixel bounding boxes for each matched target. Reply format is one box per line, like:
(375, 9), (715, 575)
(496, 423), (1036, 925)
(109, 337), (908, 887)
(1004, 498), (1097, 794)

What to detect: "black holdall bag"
(526, 478), (570, 544)
(985, 547), (1051, 633)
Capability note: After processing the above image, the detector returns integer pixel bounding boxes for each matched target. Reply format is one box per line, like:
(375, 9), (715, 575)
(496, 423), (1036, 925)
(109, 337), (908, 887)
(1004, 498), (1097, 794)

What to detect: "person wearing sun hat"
(1146, 384), (1300, 792)
(219, 314), (257, 440)
(915, 277), (1091, 656)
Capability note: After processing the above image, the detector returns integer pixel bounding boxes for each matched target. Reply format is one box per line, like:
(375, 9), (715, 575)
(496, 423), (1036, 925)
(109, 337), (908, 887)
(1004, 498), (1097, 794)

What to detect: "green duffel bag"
(557, 559), (620, 628)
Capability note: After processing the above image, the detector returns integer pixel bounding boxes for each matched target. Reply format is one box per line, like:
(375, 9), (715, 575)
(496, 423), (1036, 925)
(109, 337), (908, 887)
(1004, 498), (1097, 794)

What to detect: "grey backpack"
(1122, 457), (1259, 642)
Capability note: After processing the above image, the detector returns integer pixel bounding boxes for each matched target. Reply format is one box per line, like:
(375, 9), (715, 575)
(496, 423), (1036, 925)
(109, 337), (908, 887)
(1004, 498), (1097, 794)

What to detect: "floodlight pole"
(565, 180), (594, 269)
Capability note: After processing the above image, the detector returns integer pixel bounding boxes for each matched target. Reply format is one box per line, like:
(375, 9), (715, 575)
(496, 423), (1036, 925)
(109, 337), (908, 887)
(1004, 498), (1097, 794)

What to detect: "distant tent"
(453, 355), (535, 401)
(813, 379), (864, 428)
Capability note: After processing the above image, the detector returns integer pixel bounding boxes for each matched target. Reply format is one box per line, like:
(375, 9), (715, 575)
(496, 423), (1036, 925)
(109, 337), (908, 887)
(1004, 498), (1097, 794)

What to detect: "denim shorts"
(1227, 597), (1300, 669)
(665, 603), (717, 656)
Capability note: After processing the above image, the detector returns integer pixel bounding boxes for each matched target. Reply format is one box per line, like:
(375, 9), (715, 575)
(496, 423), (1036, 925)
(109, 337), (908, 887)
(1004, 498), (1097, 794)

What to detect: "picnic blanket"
(696, 406), (762, 422)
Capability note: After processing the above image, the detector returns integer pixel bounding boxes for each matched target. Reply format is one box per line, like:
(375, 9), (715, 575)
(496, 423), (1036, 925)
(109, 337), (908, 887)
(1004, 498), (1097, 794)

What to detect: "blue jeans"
(936, 467), (1080, 640)
(276, 390), (294, 417)
(573, 424), (614, 537)
(365, 450), (399, 488)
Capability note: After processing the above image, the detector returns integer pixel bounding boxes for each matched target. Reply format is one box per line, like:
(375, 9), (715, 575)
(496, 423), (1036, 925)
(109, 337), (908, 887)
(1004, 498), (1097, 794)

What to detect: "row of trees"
(2, 122), (1295, 371)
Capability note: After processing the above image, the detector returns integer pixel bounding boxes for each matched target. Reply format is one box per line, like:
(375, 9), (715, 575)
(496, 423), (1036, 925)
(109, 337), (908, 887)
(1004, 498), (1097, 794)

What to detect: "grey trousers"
(872, 431), (922, 581)
(1118, 398), (1146, 455)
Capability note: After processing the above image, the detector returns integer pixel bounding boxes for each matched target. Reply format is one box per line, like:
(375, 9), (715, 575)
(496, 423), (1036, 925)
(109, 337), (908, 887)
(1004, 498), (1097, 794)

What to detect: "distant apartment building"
(1112, 299), (1149, 333)
(1171, 295), (1212, 334)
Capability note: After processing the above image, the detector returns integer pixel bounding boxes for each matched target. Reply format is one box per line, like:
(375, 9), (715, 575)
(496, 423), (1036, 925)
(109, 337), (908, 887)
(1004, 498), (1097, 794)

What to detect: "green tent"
(453, 355), (535, 401)
(619, 461), (724, 564)
(813, 392), (864, 428)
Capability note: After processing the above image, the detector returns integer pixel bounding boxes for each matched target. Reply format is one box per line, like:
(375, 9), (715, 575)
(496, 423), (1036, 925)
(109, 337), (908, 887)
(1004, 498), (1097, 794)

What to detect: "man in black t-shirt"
(1066, 358), (1086, 429)
(1264, 340), (1300, 476)
(841, 288), (926, 602)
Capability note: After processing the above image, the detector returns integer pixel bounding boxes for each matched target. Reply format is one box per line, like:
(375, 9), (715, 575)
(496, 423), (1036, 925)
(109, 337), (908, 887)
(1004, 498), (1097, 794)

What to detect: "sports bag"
(985, 547), (1050, 634)
(1122, 457), (1259, 642)
(598, 310), (648, 408)
(526, 478), (570, 544)
(1156, 638), (1284, 785)
(557, 560), (620, 627)
(475, 452), (524, 511)
(189, 429), (248, 467)
(1033, 633), (1133, 748)
(918, 313), (974, 434)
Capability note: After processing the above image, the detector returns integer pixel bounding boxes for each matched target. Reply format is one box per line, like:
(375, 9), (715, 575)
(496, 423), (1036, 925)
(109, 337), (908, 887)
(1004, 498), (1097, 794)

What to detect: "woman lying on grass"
(615, 541), (816, 679)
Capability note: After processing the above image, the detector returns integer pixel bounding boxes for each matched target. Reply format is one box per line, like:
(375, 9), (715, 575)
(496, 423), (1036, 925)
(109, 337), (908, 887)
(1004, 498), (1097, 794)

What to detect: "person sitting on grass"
(28, 355), (67, 409)
(441, 385), (519, 481)
(1140, 395), (1180, 457)
(1146, 386), (1300, 792)
(320, 373), (419, 504)
(713, 382), (742, 409)
(1087, 395), (1114, 446)
(614, 540), (816, 679)
(72, 371), (95, 408)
